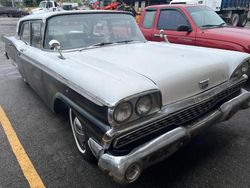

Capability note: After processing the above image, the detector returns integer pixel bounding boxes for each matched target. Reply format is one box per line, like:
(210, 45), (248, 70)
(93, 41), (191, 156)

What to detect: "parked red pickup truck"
(139, 4), (250, 54)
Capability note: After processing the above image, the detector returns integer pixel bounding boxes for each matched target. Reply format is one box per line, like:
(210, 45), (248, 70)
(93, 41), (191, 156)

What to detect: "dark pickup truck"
(0, 4), (24, 17)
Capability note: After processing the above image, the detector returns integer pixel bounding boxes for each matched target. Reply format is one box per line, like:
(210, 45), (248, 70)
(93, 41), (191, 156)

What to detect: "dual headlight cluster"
(231, 60), (249, 79)
(112, 93), (160, 124)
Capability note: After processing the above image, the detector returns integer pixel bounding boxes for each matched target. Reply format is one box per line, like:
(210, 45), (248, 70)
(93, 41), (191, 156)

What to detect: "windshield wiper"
(218, 22), (227, 26)
(79, 42), (114, 51)
(200, 24), (218, 28)
(200, 23), (226, 28)
(116, 40), (135, 43)
(116, 40), (142, 44)
(92, 42), (114, 46)
(78, 40), (142, 51)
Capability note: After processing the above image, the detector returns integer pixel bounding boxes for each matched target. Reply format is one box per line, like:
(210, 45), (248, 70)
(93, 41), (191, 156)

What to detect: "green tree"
(0, 0), (13, 6)
(23, 0), (37, 7)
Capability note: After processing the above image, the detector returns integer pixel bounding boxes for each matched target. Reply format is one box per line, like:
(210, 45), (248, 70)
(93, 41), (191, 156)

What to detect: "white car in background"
(30, 0), (63, 14)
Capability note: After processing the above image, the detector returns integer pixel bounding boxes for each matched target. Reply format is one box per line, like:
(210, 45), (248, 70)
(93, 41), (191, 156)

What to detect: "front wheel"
(230, 13), (240, 26)
(69, 108), (95, 161)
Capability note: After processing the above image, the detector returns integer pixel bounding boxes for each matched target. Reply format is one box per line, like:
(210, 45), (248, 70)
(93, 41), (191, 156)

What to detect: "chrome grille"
(113, 82), (244, 149)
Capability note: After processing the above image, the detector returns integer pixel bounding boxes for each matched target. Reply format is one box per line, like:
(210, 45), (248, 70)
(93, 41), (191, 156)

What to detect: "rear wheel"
(69, 108), (95, 161)
(238, 13), (248, 27)
(231, 13), (240, 26)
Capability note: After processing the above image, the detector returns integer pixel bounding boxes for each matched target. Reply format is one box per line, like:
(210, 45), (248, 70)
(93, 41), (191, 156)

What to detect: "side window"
(142, 10), (156, 29)
(20, 22), (30, 44)
(31, 22), (42, 48)
(157, 9), (189, 30)
(48, 2), (53, 8)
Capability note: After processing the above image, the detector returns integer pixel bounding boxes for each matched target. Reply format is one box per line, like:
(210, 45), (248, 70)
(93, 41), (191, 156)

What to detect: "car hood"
(199, 27), (250, 49)
(60, 42), (248, 105)
(55, 42), (247, 106)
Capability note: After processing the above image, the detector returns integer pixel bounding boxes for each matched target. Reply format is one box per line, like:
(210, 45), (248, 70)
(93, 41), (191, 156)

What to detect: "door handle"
(153, 34), (161, 37)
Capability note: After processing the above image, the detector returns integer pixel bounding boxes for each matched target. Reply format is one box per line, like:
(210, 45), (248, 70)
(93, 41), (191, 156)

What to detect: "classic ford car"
(2, 11), (250, 183)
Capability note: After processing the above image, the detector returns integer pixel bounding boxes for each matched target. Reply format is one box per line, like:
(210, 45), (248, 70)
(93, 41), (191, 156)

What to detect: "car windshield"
(39, 2), (46, 8)
(187, 6), (226, 28)
(44, 13), (146, 50)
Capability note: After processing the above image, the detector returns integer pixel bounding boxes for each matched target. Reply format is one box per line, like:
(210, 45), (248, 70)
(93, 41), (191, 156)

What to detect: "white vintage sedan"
(2, 10), (250, 183)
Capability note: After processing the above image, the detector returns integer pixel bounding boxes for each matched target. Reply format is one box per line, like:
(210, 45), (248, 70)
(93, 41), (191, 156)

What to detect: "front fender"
(52, 92), (111, 143)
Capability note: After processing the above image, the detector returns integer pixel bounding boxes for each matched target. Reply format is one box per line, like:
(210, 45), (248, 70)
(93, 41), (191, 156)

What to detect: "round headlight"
(233, 69), (242, 78)
(136, 95), (152, 116)
(114, 102), (132, 123)
(241, 62), (249, 73)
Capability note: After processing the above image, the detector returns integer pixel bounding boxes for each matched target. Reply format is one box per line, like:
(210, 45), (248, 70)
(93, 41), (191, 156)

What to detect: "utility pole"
(11, 0), (15, 7)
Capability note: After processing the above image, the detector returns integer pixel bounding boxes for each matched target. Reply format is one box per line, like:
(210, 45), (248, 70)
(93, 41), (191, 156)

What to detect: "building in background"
(124, 0), (171, 12)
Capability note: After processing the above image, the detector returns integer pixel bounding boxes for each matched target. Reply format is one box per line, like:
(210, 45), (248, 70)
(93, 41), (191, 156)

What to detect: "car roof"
(145, 4), (204, 9)
(19, 10), (132, 22)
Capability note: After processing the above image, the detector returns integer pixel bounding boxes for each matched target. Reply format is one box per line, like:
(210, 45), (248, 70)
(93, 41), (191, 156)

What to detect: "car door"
(152, 8), (196, 45)
(3, 22), (30, 79)
(19, 20), (47, 100)
(140, 8), (157, 41)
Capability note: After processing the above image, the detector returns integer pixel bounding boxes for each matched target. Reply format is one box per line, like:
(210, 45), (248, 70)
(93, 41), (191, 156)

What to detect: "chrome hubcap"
(74, 117), (84, 136)
(70, 109), (86, 154)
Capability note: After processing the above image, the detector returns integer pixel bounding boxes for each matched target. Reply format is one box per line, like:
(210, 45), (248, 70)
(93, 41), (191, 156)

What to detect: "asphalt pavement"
(0, 17), (250, 188)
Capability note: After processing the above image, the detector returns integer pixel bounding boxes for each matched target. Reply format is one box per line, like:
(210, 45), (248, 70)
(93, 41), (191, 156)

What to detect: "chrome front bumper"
(88, 89), (250, 184)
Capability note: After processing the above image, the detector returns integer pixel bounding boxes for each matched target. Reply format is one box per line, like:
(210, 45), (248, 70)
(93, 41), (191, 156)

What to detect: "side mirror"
(159, 29), (164, 38)
(49, 39), (65, 59)
(159, 29), (169, 43)
(49, 39), (61, 50)
(177, 25), (192, 32)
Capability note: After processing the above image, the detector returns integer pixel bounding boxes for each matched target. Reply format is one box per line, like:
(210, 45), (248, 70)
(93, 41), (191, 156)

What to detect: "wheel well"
(53, 98), (69, 114)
